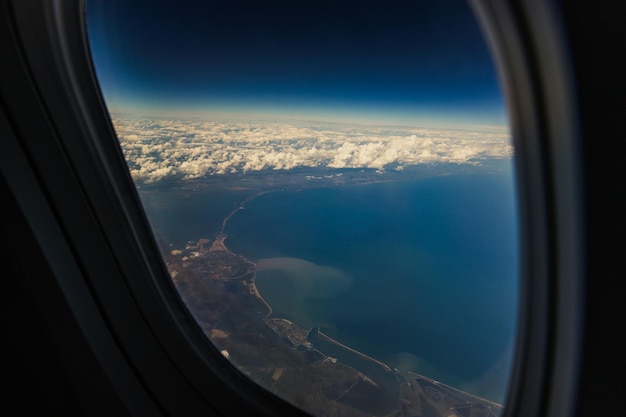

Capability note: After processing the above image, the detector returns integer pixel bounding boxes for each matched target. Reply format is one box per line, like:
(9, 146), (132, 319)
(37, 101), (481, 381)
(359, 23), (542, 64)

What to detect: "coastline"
(315, 328), (392, 373)
(220, 191), (269, 235)
(203, 183), (506, 408)
(215, 191), (274, 318)
(208, 234), (274, 319)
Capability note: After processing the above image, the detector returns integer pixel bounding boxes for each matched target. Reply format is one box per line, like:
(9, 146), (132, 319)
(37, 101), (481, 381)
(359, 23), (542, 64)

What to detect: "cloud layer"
(111, 115), (512, 183)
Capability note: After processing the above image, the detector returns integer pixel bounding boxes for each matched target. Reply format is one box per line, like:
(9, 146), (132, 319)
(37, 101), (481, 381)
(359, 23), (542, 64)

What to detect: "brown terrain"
(164, 234), (503, 417)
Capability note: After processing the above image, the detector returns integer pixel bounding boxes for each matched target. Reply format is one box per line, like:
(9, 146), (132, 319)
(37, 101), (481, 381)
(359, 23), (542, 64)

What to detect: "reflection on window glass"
(87, 0), (518, 415)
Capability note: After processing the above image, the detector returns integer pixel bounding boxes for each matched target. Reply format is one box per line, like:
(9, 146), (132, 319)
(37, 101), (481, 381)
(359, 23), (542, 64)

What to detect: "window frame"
(0, 0), (591, 416)
(469, 2), (584, 417)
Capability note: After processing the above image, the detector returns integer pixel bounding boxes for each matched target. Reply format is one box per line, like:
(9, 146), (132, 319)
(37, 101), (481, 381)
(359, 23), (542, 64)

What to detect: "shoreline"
(315, 329), (392, 373)
(210, 185), (504, 408)
(409, 372), (503, 409)
(208, 234), (274, 319)
(220, 190), (269, 234)
(214, 191), (274, 318)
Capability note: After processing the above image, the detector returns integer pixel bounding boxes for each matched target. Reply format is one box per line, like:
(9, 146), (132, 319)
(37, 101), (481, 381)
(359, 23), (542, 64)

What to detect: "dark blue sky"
(87, 0), (507, 128)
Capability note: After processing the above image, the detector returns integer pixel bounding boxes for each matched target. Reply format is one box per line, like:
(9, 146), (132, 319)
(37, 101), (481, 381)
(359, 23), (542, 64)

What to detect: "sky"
(86, 0), (507, 129)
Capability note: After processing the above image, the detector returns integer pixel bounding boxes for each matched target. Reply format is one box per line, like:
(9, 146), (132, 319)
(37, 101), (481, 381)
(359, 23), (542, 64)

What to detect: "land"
(139, 161), (509, 196)
(162, 168), (506, 417)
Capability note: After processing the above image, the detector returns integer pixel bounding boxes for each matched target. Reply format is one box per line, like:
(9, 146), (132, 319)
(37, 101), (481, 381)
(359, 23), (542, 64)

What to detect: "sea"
(139, 167), (519, 404)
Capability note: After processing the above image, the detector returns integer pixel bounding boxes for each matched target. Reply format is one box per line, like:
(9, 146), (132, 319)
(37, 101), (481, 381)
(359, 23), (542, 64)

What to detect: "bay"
(225, 171), (519, 403)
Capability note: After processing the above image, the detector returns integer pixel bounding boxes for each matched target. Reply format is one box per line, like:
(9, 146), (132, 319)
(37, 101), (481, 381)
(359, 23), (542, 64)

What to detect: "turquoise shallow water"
(225, 171), (519, 403)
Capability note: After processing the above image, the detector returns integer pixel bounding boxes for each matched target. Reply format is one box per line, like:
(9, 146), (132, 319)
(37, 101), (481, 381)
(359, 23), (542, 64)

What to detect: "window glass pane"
(86, 1), (518, 416)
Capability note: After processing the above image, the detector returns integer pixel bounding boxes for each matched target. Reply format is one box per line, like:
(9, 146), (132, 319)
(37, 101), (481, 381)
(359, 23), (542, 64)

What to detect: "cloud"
(111, 115), (512, 183)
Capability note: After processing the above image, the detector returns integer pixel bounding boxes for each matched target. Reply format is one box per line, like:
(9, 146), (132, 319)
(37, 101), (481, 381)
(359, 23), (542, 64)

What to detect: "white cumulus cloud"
(110, 115), (512, 183)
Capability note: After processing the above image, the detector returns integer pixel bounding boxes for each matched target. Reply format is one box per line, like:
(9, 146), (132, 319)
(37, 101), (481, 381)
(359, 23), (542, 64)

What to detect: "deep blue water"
(138, 169), (519, 403)
(226, 171), (519, 403)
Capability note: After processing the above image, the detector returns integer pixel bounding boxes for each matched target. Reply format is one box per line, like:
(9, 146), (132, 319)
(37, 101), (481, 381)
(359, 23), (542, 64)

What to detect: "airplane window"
(86, 1), (519, 416)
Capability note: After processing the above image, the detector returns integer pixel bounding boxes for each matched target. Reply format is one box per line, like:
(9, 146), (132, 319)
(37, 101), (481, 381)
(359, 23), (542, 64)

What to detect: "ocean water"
(225, 171), (519, 403)
(137, 183), (255, 248)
